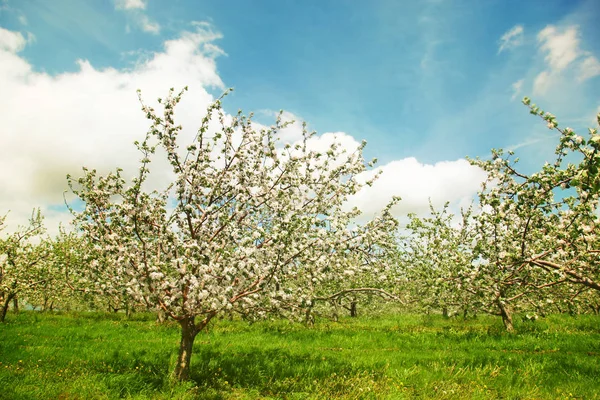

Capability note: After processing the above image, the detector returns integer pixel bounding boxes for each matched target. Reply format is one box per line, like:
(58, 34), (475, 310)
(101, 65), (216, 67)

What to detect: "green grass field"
(0, 311), (599, 399)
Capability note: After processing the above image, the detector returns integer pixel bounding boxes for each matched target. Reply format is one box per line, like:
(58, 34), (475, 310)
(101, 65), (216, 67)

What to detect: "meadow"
(0, 310), (599, 399)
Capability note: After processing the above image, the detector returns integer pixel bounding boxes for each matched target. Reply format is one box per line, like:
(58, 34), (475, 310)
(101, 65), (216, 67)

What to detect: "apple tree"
(68, 88), (399, 380)
(470, 101), (600, 319)
(0, 210), (51, 322)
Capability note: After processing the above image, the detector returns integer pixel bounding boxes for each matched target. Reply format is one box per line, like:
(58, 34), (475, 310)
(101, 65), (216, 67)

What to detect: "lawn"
(0, 311), (599, 399)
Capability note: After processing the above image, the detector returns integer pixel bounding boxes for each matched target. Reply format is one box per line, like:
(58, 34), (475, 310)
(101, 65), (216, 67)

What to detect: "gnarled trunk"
(174, 316), (199, 381)
(12, 297), (19, 313)
(497, 299), (514, 332)
(304, 306), (314, 326)
(1, 293), (16, 323)
(349, 301), (357, 318)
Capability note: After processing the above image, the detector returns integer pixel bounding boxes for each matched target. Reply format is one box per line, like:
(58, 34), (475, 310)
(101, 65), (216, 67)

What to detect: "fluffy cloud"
(0, 27), (29, 52)
(498, 25), (524, 54)
(114, 0), (160, 34)
(0, 24), (224, 234)
(537, 25), (580, 71)
(348, 158), (487, 220)
(532, 25), (600, 95)
(114, 0), (146, 10)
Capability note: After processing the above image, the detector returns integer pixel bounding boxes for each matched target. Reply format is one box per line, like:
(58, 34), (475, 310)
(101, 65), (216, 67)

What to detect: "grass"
(0, 311), (599, 399)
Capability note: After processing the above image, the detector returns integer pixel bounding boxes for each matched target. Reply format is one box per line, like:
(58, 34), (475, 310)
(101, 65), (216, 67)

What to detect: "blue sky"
(1, 0), (599, 232)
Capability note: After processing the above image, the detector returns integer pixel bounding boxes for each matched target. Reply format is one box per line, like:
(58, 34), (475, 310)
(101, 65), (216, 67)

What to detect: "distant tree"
(0, 210), (51, 322)
(402, 203), (479, 319)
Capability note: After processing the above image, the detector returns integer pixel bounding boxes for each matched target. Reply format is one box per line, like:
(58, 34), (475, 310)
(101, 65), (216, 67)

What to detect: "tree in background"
(401, 203), (478, 319)
(0, 210), (51, 322)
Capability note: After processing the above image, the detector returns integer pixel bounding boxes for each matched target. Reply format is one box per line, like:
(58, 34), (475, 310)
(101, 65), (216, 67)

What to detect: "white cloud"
(114, 0), (146, 10)
(578, 55), (600, 82)
(0, 27), (28, 52)
(533, 70), (551, 95)
(0, 24), (224, 234)
(256, 109), (307, 144)
(498, 25), (524, 54)
(114, 0), (159, 34)
(537, 25), (580, 71)
(347, 158), (487, 220)
(139, 14), (160, 34)
(529, 25), (599, 96)
(511, 78), (524, 100)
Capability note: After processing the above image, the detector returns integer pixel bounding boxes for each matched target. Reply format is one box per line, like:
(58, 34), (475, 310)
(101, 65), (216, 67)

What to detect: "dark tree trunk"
(174, 316), (199, 381)
(349, 301), (357, 318)
(12, 297), (19, 313)
(497, 300), (514, 332)
(304, 306), (314, 326)
(442, 306), (449, 319)
(1, 293), (16, 323)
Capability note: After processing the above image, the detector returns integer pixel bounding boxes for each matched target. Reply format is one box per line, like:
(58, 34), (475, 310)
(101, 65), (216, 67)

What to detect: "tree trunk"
(349, 301), (357, 318)
(174, 316), (199, 381)
(304, 306), (314, 326)
(330, 300), (339, 322)
(157, 309), (167, 323)
(12, 297), (19, 313)
(1, 293), (15, 323)
(497, 300), (514, 332)
(442, 306), (449, 319)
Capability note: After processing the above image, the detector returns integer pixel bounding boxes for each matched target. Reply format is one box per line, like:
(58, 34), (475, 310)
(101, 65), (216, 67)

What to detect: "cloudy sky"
(0, 0), (599, 234)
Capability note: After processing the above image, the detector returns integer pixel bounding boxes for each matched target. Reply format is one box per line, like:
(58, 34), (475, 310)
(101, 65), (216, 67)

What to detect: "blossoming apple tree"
(68, 88), (399, 380)
(471, 100), (600, 299)
(464, 100), (600, 329)
(401, 100), (600, 330)
(401, 203), (479, 318)
(0, 209), (51, 322)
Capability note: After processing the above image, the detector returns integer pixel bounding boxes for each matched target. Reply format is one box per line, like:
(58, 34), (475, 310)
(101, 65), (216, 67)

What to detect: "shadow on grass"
(190, 346), (386, 396)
